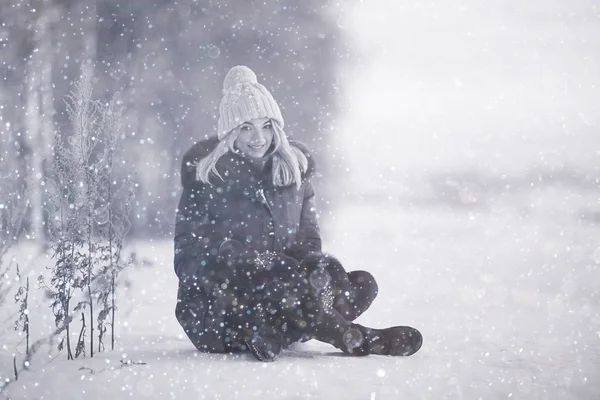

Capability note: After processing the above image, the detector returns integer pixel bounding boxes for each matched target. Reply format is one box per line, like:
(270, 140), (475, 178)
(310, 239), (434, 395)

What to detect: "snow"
(2, 190), (599, 399)
(2, 1), (600, 398)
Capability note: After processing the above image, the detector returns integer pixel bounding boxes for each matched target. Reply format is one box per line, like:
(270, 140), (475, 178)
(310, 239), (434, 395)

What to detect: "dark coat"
(173, 137), (321, 352)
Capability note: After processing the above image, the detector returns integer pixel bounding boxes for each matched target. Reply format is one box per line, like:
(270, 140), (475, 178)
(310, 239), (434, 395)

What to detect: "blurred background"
(0, 0), (348, 241)
(334, 0), (599, 203)
(0, 0), (599, 240)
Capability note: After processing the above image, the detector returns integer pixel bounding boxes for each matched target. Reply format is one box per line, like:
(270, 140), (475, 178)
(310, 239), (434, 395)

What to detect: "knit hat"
(217, 65), (284, 140)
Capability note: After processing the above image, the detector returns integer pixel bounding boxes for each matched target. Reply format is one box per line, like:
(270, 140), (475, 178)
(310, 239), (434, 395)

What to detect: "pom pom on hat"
(222, 65), (258, 93)
(218, 65), (284, 140)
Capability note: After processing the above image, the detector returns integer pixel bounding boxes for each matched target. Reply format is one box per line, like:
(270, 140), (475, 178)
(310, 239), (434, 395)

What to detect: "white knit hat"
(217, 65), (284, 140)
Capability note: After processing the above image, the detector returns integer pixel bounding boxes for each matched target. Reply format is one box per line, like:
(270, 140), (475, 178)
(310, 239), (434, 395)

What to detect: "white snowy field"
(1, 184), (600, 400)
(2, 3), (599, 397)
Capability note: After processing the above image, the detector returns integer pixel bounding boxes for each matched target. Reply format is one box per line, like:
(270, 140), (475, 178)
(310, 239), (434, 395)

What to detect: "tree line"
(0, 0), (349, 241)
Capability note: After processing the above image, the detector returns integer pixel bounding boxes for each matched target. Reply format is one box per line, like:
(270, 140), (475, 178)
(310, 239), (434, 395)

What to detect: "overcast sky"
(335, 0), (599, 179)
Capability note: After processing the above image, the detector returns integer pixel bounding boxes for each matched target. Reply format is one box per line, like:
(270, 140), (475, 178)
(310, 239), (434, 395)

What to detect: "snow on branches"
(40, 67), (134, 360)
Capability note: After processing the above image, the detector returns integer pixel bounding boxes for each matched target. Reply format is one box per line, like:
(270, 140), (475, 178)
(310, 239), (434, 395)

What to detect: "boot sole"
(384, 326), (423, 356)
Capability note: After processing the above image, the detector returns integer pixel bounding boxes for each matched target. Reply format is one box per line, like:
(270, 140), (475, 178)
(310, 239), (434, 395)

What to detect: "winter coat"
(173, 137), (321, 352)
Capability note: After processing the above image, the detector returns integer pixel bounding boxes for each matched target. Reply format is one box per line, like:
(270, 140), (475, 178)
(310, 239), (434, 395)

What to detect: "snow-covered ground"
(1, 183), (599, 399)
(3, 1), (600, 398)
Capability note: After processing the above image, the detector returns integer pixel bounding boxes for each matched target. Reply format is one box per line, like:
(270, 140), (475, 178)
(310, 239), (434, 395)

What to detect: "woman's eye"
(263, 123), (272, 130)
(241, 125), (252, 131)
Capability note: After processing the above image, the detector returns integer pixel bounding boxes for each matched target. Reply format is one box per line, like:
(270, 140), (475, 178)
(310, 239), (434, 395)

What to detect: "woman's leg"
(260, 254), (422, 356)
(175, 284), (228, 353)
(279, 281), (422, 357)
(300, 253), (379, 321)
(346, 270), (378, 320)
(223, 253), (422, 360)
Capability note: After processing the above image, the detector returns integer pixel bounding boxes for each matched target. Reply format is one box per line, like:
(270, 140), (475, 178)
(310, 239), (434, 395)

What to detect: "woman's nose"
(249, 127), (265, 142)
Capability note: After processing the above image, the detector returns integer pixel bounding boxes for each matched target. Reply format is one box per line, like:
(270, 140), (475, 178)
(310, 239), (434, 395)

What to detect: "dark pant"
(177, 252), (379, 353)
(304, 253), (378, 322)
(221, 252), (379, 352)
(176, 282), (234, 353)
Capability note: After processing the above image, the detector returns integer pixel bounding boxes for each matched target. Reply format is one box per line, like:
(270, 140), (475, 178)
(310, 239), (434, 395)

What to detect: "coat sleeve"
(289, 181), (322, 260)
(173, 187), (226, 287)
(173, 153), (229, 289)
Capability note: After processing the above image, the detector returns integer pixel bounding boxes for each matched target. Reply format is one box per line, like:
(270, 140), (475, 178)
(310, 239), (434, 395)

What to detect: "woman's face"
(234, 117), (274, 159)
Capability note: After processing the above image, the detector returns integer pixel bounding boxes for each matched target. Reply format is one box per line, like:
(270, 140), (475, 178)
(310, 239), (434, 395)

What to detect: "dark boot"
(345, 324), (423, 357)
(286, 305), (423, 357)
(244, 325), (284, 362)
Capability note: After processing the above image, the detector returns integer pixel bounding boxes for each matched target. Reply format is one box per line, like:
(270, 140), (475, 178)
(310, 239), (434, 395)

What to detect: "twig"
(46, 351), (62, 365)
(119, 359), (147, 368)
(12, 356), (17, 381)
(78, 366), (106, 375)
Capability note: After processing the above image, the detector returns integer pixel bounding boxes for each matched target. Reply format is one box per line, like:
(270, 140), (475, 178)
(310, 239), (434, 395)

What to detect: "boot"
(345, 324), (423, 357)
(244, 325), (283, 362)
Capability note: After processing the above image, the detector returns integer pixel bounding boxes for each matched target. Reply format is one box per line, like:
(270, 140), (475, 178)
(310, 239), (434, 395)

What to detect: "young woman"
(173, 65), (422, 361)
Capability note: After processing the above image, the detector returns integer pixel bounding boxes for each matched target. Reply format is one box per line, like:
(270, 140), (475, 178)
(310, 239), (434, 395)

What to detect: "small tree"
(44, 66), (134, 359)
(14, 264), (30, 356)
(92, 92), (134, 352)
(42, 72), (88, 358)
(42, 68), (98, 358)
(66, 69), (103, 358)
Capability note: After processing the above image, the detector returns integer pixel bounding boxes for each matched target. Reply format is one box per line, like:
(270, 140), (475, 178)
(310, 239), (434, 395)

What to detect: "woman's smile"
(234, 117), (274, 159)
(248, 143), (266, 149)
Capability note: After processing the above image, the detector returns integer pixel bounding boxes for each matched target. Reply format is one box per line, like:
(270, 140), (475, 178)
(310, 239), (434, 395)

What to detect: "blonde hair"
(195, 120), (308, 189)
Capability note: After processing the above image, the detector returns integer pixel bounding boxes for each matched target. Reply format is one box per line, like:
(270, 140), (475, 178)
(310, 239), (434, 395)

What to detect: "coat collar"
(181, 137), (316, 190)
(215, 151), (273, 190)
